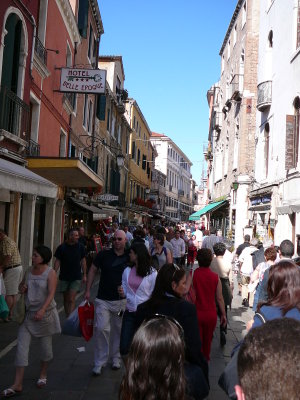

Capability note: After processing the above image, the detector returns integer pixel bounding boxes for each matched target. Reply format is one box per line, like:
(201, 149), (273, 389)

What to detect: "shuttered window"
(96, 94), (106, 121)
(285, 115), (296, 170)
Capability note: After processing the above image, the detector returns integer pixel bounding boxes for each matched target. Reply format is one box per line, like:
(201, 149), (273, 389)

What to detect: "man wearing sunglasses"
(85, 230), (129, 376)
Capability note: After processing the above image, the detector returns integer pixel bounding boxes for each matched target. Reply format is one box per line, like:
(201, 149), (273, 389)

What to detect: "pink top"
(128, 267), (143, 294)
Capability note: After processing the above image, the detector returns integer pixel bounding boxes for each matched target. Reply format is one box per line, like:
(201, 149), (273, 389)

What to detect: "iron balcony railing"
(0, 86), (30, 140)
(25, 139), (40, 156)
(257, 81), (272, 111)
(34, 36), (47, 65)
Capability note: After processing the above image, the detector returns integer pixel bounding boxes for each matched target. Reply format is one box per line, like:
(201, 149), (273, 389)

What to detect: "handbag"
(78, 301), (94, 342)
(62, 306), (82, 337)
(218, 311), (267, 399)
(13, 294), (26, 324)
(0, 295), (9, 320)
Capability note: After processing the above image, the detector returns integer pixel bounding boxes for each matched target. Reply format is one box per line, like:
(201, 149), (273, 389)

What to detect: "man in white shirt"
(171, 230), (185, 266)
(194, 228), (203, 249)
(123, 225), (133, 243)
(239, 238), (259, 307)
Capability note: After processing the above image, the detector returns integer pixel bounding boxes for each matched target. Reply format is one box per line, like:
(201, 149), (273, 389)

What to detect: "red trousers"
(196, 310), (217, 361)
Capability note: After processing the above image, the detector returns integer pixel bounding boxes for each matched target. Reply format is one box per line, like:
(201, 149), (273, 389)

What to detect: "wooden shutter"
(286, 115), (296, 170)
(96, 94), (106, 121)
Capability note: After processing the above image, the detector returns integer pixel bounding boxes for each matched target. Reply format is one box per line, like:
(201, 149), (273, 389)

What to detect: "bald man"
(85, 230), (129, 375)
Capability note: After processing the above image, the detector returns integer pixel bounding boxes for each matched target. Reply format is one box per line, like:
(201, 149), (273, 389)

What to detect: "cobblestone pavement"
(0, 273), (253, 399)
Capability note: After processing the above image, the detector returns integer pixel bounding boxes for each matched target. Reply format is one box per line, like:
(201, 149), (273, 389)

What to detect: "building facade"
(150, 132), (193, 223)
(253, 0), (300, 253)
(207, 0), (260, 246)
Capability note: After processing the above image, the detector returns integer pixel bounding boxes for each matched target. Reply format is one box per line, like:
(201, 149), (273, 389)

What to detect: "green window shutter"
(96, 94), (106, 120)
(78, 0), (89, 38)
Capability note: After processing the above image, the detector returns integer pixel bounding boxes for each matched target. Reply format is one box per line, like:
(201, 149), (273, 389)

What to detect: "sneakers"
(111, 361), (121, 370)
(92, 366), (102, 376)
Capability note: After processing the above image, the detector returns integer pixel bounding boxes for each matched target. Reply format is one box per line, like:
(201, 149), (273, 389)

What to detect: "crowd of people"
(1, 221), (300, 399)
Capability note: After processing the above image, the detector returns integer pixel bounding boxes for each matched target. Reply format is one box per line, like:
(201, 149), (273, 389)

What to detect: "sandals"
(36, 378), (47, 388)
(1, 388), (22, 398)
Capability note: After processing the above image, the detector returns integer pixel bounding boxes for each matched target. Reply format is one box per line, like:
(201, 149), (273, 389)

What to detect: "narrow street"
(0, 275), (252, 400)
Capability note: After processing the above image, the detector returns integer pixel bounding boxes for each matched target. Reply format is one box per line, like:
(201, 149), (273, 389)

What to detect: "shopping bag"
(78, 301), (94, 342)
(62, 306), (82, 337)
(13, 294), (26, 324)
(0, 295), (9, 320)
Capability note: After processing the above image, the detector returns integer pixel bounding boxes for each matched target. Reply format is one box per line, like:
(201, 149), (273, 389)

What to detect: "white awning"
(0, 158), (57, 198)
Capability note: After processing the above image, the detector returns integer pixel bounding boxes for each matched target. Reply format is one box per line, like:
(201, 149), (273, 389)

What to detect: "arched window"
(268, 30), (273, 48)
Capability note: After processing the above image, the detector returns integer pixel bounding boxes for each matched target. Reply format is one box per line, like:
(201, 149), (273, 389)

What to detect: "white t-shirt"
(194, 230), (203, 245)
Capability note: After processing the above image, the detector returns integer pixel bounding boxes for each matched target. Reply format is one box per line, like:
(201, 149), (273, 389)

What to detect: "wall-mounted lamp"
(116, 154), (125, 168)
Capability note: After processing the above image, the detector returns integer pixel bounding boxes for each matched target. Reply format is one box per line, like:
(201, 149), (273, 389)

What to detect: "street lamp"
(116, 154), (125, 168)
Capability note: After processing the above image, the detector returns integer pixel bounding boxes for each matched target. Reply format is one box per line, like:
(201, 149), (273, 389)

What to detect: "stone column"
(19, 194), (36, 270)
(44, 198), (57, 255)
(53, 199), (65, 253)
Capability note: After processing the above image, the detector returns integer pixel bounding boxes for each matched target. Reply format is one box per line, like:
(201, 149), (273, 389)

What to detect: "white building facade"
(150, 132), (193, 222)
(253, 0), (300, 253)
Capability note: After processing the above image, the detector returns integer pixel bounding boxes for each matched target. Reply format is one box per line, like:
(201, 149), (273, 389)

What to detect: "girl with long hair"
(248, 260), (300, 329)
(119, 316), (186, 400)
(119, 243), (157, 356)
(135, 263), (209, 400)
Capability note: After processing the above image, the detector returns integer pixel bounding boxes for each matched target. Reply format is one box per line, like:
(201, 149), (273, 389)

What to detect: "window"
(88, 25), (94, 61)
(297, 1), (300, 49)
(132, 141), (136, 160)
(66, 42), (72, 67)
(233, 129), (239, 170)
(142, 155), (147, 170)
(133, 116), (136, 129)
(285, 98), (300, 170)
(126, 136), (129, 153)
(137, 149), (141, 166)
(264, 123), (270, 178)
(227, 40), (231, 60)
(117, 125), (121, 144)
(59, 129), (67, 157)
(242, 2), (247, 27)
(136, 120), (139, 133)
(107, 108), (110, 131)
(221, 54), (225, 73)
(78, 0), (89, 38)
(87, 100), (93, 134)
(111, 114), (116, 138)
(83, 94), (88, 128)
(268, 30), (273, 48)
(29, 92), (41, 144)
(37, 0), (48, 45)
(233, 24), (237, 46)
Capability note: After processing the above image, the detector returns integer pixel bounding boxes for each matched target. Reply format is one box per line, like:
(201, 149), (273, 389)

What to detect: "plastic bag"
(0, 295), (9, 320)
(62, 306), (82, 337)
(78, 301), (94, 342)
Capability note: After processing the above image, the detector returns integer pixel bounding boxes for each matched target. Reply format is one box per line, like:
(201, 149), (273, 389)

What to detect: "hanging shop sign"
(250, 194), (272, 206)
(60, 68), (106, 94)
(96, 194), (119, 202)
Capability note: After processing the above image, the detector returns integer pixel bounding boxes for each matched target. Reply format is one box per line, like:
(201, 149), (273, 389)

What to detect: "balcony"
(230, 74), (244, 101)
(34, 36), (47, 66)
(25, 139), (40, 156)
(0, 86), (30, 141)
(213, 112), (222, 131)
(257, 81), (272, 111)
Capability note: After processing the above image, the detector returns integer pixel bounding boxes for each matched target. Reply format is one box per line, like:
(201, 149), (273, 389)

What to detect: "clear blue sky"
(97, 0), (237, 185)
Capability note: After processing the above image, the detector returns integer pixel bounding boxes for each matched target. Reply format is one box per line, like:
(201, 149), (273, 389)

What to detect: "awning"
(27, 157), (104, 188)
(189, 200), (227, 221)
(70, 198), (119, 220)
(248, 204), (271, 212)
(277, 206), (293, 215)
(0, 157), (57, 198)
(277, 204), (300, 215)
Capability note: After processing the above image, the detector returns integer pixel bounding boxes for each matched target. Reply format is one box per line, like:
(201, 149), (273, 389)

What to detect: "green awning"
(189, 200), (227, 221)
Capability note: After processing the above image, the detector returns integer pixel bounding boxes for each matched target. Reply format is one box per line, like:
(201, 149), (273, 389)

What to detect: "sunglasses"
(146, 313), (184, 339)
(112, 237), (123, 241)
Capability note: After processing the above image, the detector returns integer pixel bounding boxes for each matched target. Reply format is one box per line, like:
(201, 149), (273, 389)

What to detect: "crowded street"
(0, 267), (253, 400)
(2, 0), (300, 399)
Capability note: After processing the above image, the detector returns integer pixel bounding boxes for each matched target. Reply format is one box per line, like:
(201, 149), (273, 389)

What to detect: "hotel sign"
(60, 68), (106, 94)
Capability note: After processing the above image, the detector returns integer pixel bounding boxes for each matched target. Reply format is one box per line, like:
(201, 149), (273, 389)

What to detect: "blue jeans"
(120, 310), (136, 355)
